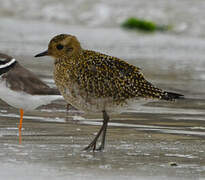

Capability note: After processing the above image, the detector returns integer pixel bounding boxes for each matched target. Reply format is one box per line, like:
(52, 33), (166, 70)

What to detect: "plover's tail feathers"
(161, 91), (184, 101)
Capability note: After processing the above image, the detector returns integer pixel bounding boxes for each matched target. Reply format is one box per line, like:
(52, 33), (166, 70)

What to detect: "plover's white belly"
(0, 80), (60, 111)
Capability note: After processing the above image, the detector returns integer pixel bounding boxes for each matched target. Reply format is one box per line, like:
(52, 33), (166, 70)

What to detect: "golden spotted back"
(57, 49), (166, 104)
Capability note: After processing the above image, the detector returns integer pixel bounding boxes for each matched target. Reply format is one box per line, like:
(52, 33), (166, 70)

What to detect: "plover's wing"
(2, 62), (60, 95)
(76, 50), (182, 101)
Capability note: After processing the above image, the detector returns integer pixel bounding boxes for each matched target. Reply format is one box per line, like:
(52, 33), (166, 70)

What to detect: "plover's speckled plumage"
(0, 53), (61, 131)
(35, 34), (183, 151)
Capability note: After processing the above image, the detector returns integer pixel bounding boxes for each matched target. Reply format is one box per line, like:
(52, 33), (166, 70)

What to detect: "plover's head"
(35, 34), (82, 60)
(0, 53), (17, 76)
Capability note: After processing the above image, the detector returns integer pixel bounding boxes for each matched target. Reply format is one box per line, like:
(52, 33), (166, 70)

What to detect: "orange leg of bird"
(18, 108), (24, 130)
(18, 109), (24, 144)
(18, 128), (22, 144)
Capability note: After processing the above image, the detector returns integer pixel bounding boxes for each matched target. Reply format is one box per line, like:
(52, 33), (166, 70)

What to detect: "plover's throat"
(0, 58), (17, 75)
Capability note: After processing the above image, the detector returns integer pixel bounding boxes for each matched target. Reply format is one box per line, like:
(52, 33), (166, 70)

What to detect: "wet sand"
(0, 90), (205, 180)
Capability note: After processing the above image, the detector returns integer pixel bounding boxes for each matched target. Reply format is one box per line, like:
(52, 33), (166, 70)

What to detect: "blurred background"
(0, 0), (205, 180)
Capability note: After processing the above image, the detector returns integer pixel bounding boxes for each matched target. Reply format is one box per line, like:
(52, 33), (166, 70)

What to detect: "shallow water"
(0, 0), (205, 179)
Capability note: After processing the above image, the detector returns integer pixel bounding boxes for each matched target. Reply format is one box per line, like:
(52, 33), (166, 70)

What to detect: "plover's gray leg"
(83, 110), (109, 151)
(96, 110), (109, 151)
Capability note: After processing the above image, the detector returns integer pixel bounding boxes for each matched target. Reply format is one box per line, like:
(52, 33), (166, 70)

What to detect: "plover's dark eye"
(56, 44), (64, 50)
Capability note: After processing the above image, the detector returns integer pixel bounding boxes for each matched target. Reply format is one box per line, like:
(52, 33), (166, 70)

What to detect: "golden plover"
(35, 34), (183, 151)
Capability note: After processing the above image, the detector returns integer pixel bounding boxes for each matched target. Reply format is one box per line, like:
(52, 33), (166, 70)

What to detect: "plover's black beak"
(34, 50), (48, 57)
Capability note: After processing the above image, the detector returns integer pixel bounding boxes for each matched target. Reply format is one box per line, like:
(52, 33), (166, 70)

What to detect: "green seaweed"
(121, 17), (171, 32)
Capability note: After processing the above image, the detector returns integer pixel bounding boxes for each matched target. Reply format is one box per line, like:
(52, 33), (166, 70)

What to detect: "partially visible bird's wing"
(75, 50), (182, 102)
(2, 62), (60, 95)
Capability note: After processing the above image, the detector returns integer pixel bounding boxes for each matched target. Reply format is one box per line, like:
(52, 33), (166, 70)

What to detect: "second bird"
(0, 53), (61, 131)
(35, 34), (183, 151)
